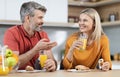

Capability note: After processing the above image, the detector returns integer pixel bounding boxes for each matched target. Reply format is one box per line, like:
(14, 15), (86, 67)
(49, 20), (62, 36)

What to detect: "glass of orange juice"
(0, 65), (9, 76)
(78, 33), (88, 51)
(39, 51), (47, 70)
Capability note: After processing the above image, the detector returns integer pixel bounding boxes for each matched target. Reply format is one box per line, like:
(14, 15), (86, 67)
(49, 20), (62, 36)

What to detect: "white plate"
(67, 69), (91, 73)
(17, 70), (45, 73)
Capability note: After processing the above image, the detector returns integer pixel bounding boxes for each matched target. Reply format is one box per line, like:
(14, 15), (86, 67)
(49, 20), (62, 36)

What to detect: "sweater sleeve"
(101, 35), (112, 69)
(63, 36), (74, 69)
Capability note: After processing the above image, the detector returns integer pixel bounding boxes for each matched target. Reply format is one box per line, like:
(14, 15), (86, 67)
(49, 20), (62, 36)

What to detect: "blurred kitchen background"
(0, 0), (120, 69)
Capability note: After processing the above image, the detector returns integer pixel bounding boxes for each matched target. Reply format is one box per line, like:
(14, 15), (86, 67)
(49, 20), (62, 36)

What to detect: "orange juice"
(0, 65), (9, 75)
(79, 38), (87, 50)
(79, 33), (88, 51)
(39, 55), (47, 68)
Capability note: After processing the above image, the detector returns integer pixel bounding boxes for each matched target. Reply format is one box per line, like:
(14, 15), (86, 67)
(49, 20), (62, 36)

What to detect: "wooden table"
(2, 69), (120, 77)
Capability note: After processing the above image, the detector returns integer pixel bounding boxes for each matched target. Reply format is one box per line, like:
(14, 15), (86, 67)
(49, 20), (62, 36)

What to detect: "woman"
(63, 8), (112, 71)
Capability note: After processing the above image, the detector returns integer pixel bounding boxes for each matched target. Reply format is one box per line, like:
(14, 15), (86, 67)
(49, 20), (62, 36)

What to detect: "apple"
(6, 57), (17, 67)
(5, 49), (13, 57)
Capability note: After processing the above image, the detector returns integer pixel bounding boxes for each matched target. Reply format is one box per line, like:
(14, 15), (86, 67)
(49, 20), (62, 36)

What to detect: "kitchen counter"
(2, 69), (120, 77)
(112, 61), (120, 69)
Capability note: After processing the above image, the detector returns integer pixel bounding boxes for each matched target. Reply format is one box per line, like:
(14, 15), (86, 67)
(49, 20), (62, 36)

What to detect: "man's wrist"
(32, 47), (41, 53)
(54, 59), (57, 70)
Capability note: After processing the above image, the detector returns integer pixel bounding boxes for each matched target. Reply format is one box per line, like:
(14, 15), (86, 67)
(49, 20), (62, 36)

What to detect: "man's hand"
(33, 39), (57, 52)
(44, 59), (56, 72)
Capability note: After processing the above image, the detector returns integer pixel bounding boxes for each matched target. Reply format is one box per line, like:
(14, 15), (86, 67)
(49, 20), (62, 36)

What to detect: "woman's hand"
(66, 40), (83, 62)
(101, 62), (110, 71)
(70, 40), (83, 51)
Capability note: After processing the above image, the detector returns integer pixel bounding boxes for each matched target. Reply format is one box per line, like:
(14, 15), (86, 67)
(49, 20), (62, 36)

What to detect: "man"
(4, 1), (57, 72)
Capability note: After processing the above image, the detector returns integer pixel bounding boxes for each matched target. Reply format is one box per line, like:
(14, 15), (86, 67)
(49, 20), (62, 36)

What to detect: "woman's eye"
(79, 19), (88, 22)
(83, 19), (88, 22)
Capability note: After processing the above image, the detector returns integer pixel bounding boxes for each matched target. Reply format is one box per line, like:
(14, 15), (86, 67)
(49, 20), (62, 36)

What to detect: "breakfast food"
(75, 65), (89, 70)
(25, 66), (34, 71)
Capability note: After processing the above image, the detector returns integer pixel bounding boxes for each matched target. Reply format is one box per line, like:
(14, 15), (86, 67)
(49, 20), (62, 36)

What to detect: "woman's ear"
(93, 25), (95, 28)
(92, 24), (95, 30)
(93, 22), (95, 28)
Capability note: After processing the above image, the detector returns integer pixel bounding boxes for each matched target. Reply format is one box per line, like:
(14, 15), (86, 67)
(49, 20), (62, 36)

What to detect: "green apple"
(5, 49), (13, 57)
(6, 57), (17, 67)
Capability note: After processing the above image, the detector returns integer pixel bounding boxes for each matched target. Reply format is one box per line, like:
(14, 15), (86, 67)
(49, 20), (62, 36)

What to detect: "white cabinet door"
(6, 0), (31, 20)
(1, 0), (68, 22)
(0, 0), (5, 20)
(37, 0), (68, 22)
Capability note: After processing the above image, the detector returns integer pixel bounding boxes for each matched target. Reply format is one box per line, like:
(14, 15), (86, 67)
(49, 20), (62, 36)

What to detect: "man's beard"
(31, 25), (43, 32)
(35, 26), (43, 32)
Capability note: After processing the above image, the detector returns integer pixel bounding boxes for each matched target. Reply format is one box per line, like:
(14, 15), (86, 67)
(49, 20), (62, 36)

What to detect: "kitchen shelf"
(0, 20), (78, 28)
(102, 21), (120, 27)
(0, 20), (120, 28)
(68, 0), (120, 7)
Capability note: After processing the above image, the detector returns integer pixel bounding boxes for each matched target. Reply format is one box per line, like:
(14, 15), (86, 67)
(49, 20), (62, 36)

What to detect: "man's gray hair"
(20, 1), (47, 23)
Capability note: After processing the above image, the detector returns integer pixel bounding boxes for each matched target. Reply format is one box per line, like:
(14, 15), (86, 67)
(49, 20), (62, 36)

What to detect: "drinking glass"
(78, 33), (88, 51)
(98, 59), (104, 69)
(0, 46), (9, 75)
(39, 51), (47, 70)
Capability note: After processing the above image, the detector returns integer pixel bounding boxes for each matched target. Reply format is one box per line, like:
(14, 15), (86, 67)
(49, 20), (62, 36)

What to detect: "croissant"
(25, 65), (34, 71)
(75, 65), (89, 70)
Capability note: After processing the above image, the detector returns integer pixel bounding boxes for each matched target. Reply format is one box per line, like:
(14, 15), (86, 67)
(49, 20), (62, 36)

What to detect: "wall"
(103, 26), (120, 54)
(0, 25), (120, 62)
(0, 26), (8, 45)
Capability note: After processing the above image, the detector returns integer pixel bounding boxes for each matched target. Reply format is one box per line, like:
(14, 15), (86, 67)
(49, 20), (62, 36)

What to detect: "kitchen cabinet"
(5, 0), (30, 20)
(0, 0), (30, 20)
(0, 0), (5, 20)
(68, 0), (120, 27)
(0, 0), (67, 23)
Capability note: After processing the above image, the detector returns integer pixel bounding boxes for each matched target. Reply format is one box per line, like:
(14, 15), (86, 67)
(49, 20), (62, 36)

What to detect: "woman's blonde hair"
(80, 8), (104, 41)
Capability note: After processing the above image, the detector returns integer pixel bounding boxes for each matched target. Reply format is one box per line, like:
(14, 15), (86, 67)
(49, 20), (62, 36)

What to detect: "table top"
(1, 69), (120, 77)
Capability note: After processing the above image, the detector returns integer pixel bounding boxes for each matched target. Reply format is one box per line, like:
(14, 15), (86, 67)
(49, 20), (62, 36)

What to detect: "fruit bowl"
(0, 45), (18, 75)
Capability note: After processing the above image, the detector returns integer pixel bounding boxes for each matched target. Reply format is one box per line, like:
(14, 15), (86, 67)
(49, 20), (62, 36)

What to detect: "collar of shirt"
(20, 25), (38, 38)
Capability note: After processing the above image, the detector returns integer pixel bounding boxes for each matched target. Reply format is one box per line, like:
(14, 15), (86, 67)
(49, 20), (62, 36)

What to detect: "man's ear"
(24, 15), (30, 23)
